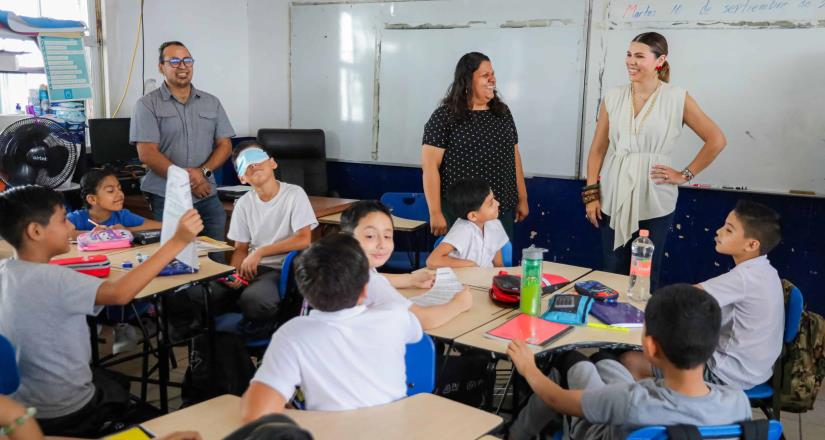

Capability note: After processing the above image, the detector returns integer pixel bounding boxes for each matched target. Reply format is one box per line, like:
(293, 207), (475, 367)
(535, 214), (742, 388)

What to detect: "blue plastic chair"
(627, 420), (783, 440)
(404, 334), (436, 396)
(744, 283), (805, 420)
(433, 237), (513, 267)
(379, 193), (430, 222)
(0, 334), (20, 395)
(215, 250), (300, 350)
(380, 193), (430, 271)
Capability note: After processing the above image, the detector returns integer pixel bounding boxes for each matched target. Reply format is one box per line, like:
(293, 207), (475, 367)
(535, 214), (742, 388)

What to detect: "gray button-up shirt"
(129, 82), (235, 198)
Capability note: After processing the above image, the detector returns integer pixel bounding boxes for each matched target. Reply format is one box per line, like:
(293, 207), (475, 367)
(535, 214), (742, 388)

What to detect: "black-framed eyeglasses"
(163, 57), (195, 68)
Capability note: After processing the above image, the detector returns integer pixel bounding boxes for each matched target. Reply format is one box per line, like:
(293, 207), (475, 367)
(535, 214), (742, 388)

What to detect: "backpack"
(778, 279), (825, 412)
(223, 413), (313, 440)
(181, 332), (256, 406)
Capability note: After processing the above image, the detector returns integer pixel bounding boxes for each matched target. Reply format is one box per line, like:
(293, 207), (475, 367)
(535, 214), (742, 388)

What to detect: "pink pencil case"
(77, 229), (134, 251)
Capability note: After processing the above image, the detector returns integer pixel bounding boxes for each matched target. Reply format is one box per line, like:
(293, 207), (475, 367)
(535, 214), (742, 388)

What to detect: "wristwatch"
(201, 167), (212, 178)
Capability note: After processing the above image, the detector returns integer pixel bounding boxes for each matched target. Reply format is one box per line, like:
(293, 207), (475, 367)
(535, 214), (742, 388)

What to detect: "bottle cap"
(522, 245), (547, 260)
(639, 229), (649, 237)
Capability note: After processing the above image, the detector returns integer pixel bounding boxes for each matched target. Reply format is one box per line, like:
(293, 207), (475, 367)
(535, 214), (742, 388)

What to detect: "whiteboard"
(292, 0), (825, 194)
(582, 0), (825, 194)
(291, 0), (589, 177)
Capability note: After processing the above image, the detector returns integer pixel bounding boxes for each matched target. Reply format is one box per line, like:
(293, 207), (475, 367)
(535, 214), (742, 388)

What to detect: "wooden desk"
(319, 212), (427, 232)
(103, 243), (234, 299)
(124, 194), (357, 221)
(453, 271), (645, 356)
(400, 263), (592, 341)
(142, 393), (502, 440)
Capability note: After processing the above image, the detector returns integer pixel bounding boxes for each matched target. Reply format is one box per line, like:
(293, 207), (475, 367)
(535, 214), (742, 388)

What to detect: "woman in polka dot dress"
(421, 52), (528, 241)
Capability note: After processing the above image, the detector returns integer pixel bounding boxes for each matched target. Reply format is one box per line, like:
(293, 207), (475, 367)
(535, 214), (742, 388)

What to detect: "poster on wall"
(36, 35), (92, 101)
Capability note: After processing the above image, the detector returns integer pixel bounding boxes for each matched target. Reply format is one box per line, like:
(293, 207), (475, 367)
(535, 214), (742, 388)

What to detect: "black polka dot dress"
(422, 104), (519, 210)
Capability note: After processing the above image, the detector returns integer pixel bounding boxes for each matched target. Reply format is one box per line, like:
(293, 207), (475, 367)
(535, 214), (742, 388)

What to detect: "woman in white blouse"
(583, 32), (726, 287)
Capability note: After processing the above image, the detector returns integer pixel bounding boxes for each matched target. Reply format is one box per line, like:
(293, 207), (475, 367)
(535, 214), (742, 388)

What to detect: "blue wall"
(328, 161), (825, 314)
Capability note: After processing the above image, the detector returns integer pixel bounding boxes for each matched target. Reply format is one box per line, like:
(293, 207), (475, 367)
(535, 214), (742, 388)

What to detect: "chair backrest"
(785, 285), (804, 343)
(0, 334), (20, 395)
(379, 193), (429, 222)
(279, 251), (299, 300)
(434, 237), (513, 267)
(404, 334), (435, 396)
(628, 420), (783, 440)
(502, 241), (513, 267)
(257, 129), (327, 196)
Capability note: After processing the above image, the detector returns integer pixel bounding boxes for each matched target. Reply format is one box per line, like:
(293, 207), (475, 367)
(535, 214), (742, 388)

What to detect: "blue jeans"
(599, 212), (673, 291)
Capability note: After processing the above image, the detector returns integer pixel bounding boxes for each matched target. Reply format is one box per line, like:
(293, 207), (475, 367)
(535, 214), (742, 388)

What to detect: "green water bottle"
(520, 246), (547, 316)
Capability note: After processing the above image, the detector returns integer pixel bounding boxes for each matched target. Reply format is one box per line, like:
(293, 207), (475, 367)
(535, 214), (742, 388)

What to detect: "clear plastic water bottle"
(628, 229), (654, 301)
(520, 246), (547, 316)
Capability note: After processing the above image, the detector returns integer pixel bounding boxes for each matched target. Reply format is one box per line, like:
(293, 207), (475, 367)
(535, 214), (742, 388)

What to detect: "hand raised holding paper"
(172, 209), (203, 244)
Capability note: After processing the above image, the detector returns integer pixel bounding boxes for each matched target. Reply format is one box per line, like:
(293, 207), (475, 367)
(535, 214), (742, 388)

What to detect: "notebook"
(589, 301), (645, 327)
(485, 314), (574, 347)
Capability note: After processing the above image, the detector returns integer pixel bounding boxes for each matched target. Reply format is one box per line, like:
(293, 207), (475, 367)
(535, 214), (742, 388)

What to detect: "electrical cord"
(110, 0), (144, 117)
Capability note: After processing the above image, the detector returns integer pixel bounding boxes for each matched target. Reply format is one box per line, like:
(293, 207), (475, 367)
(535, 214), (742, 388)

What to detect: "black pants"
(38, 368), (130, 437)
(598, 212), (674, 291)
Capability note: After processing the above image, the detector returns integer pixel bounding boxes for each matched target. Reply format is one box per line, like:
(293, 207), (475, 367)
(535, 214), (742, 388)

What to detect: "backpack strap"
(739, 419), (769, 440)
(665, 424), (702, 440)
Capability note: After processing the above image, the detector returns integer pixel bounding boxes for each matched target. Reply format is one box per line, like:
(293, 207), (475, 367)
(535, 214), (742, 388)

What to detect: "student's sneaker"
(112, 323), (142, 354)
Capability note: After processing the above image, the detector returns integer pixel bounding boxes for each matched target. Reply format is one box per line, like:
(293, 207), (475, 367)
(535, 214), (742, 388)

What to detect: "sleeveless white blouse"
(600, 82), (687, 250)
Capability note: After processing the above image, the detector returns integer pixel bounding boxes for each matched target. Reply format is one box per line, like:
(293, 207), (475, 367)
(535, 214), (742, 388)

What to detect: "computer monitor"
(88, 118), (139, 166)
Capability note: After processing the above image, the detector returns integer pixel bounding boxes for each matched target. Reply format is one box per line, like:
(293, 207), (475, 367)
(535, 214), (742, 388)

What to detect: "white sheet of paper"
(410, 268), (463, 306)
(160, 165), (199, 269)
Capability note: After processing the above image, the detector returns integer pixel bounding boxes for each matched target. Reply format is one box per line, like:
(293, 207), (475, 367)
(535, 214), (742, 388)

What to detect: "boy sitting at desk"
(240, 233), (422, 419)
(427, 178), (508, 269)
(619, 200), (784, 390)
(507, 284), (751, 439)
(210, 140), (317, 335)
(0, 185), (203, 437)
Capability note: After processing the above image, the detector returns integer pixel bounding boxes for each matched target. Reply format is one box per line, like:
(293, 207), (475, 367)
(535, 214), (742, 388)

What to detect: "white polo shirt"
(700, 255), (784, 389)
(443, 218), (508, 267)
(252, 302), (422, 411)
(365, 269), (413, 308)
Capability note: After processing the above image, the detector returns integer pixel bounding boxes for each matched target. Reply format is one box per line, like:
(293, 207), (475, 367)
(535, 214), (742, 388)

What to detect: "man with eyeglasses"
(129, 40), (234, 248)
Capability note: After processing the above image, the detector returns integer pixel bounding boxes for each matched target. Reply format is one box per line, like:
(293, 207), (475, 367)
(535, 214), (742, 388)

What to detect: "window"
(0, 0), (92, 115)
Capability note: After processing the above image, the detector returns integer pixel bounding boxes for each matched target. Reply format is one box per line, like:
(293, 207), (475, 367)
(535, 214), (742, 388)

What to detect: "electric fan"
(0, 117), (79, 188)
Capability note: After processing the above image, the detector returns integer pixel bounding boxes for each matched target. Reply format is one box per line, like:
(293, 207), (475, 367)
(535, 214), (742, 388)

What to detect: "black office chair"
(257, 129), (328, 196)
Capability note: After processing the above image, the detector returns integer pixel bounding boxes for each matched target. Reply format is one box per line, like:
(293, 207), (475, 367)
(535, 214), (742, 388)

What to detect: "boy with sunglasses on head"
(208, 140), (317, 334)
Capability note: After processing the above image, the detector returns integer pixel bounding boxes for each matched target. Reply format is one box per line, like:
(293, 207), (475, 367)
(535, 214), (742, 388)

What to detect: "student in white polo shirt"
(240, 233), (422, 420)
(340, 200), (473, 330)
(427, 178), (509, 269)
(620, 200), (784, 390)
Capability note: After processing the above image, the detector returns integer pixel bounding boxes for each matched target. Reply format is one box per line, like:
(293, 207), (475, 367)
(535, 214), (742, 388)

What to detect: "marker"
(790, 189), (816, 196)
(691, 184), (711, 188)
(586, 322), (629, 333)
(721, 186), (748, 190)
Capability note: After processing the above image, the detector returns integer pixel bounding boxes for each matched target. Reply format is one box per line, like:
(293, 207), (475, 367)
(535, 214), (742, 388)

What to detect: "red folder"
(485, 314), (573, 347)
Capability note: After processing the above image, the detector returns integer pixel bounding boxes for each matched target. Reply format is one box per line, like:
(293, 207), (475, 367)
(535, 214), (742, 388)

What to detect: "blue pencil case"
(541, 294), (593, 325)
(158, 259), (198, 276)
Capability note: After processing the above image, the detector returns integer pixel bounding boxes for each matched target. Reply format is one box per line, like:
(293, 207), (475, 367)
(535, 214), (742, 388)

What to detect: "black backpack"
(223, 413), (313, 440)
(181, 331), (256, 406)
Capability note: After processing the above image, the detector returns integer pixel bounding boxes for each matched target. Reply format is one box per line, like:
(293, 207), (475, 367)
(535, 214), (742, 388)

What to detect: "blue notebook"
(589, 301), (645, 327)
